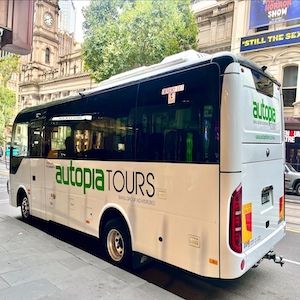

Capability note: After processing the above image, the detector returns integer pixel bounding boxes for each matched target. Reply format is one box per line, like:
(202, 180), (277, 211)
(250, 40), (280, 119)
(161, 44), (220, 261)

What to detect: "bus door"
(29, 120), (46, 219)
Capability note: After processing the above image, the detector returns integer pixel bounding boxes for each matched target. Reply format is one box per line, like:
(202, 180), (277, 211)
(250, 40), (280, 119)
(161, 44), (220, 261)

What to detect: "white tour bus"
(10, 50), (285, 279)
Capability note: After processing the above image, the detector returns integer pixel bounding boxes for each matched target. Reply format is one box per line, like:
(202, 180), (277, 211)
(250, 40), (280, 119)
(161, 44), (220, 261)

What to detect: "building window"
(45, 48), (50, 64)
(283, 66), (298, 107)
(73, 65), (77, 74)
(256, 25), (269, 32)
(286, 19), (300, 27)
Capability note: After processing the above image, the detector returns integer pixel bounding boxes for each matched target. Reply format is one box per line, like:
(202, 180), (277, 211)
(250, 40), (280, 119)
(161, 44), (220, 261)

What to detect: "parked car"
(285, 162), (300, 195)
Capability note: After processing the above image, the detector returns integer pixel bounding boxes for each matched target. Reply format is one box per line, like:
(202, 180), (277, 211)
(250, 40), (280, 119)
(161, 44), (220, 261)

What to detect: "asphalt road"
(1, 163), (300, 299)
(285, 195), (300, 233)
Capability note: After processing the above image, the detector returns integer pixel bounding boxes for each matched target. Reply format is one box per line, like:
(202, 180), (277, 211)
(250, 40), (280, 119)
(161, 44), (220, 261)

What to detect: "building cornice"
(19, 81), (40, 88)
(33, 31), (59, 45)
(20, 72), (92, 88)
(41, 72), (92, 85)
(194, 0), (234, 21)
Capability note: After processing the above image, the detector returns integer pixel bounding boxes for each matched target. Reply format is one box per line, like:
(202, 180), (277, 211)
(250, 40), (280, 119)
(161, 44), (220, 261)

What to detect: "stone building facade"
(231, 0), (300, 167)
(192, 0), (234, 53)
(18, 0), (235, 112)
(18, 0), (96, 111)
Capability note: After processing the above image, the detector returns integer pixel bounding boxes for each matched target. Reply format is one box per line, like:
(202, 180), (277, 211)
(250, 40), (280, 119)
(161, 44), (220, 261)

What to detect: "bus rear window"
(251, 69), (274, 97)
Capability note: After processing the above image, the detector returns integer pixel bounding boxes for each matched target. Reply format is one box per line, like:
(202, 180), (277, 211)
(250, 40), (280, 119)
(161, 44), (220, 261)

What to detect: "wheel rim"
(107, 229), (124, 262)
(21, 197), (30, 218)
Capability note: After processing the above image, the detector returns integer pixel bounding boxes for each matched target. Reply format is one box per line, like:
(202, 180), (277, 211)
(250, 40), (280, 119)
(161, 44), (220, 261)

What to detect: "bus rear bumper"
(220, 222), (286, 279)
(244, 222), (286, 273)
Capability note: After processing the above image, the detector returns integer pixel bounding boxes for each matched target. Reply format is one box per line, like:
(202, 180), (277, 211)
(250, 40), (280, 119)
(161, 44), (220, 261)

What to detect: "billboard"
(249, 0), (300, 29)
(241, 26), (300, 52)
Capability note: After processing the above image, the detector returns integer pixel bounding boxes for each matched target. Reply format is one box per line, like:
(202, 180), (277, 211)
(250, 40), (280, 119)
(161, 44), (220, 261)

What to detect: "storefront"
(285, 117), (300, 170)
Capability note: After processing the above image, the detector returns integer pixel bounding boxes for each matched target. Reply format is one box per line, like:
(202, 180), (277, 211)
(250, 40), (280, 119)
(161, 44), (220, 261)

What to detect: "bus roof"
(15, 50), (279, 121)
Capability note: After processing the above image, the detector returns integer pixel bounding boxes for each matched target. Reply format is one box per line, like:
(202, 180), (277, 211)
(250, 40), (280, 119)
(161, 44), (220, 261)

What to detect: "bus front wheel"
(21, 195), (30, 220)
(102, 219), (132, 268)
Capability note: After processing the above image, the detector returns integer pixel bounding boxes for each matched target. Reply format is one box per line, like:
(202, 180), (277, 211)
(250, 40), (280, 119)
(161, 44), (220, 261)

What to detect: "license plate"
(261, 186), (273, 205)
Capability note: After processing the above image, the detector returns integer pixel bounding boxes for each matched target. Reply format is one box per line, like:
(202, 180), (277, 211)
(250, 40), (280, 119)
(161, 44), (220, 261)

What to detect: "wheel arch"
(293, 179), (300, 191)
(16, 186), (28, 207)
(98, 204), (134, 247)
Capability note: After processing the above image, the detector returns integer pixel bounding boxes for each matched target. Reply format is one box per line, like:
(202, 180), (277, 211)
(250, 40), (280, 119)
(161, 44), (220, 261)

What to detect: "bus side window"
(48, 125), (72, 158)
(136, 64), (220, 163)
(29, 122), (44, 158)
(86, 86), (137, 161)
(30, 132), (42, 157)
(12, 123), (29, 157)
(74, 123), (90, 155)
(65, 136), (75, 157)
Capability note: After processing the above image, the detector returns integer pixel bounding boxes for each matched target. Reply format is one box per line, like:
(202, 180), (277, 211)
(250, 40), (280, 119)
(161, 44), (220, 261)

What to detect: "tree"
(0, 87), (16, 144)
(83, 0), (131, 31)
(82, 0), (198, 82)
(0, 54), (19, 87)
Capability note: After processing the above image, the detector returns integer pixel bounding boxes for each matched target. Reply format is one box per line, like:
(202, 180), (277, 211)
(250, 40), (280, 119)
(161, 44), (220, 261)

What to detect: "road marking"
(283, 258), (300, 266)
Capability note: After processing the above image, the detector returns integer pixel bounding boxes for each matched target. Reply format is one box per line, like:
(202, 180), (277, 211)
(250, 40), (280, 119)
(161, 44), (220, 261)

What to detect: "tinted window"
(136, 64), (220, 163)
(47, 125), (72, 158)
(12, 123), (29, 157)
(29, 121), (44, 158)
(85, 85), (137, 160)
(66, 118), (133, 160)
(252, 69), (274, 97)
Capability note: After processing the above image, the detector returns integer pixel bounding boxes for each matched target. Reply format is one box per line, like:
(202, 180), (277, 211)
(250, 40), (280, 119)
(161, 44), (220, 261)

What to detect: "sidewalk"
(0, 214), (179, 299)
(0, 159), (9, 177)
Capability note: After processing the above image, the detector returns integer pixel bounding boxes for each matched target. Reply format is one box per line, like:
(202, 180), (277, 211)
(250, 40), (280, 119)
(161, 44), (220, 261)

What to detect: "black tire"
(20, 194), (30, 220)
(102, 219), (132, 268)
(296, 183), (300, 196)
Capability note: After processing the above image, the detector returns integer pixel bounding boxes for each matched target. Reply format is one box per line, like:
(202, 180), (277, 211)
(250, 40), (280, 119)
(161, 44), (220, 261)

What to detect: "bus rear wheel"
(21, 195), (30, 220)
(102, 219), (132, 268)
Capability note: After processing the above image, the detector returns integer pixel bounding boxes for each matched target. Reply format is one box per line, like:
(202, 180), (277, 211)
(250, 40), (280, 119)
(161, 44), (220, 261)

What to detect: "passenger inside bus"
(64, 136), (75, 157)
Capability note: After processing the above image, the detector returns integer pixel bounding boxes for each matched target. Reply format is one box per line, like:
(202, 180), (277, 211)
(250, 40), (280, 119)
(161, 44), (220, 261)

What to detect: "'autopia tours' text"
(55, 161), (155, 197)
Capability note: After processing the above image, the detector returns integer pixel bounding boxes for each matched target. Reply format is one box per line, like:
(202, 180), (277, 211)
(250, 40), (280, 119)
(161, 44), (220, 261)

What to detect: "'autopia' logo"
(253, 99), (276, 123)
(55, 161), (155, 197)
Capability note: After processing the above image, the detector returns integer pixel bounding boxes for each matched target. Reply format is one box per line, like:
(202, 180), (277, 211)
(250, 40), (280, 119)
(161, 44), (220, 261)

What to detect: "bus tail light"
(279, 196), (285, 222)
(229, 184), (242, 253)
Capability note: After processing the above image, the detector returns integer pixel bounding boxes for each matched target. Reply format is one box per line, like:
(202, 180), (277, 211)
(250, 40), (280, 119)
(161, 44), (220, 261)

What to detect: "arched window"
(283, 65), (298, 107)
(45, 48), (50, 64)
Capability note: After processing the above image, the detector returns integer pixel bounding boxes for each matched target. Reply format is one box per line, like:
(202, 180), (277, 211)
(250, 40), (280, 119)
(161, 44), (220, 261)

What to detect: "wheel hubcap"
(107, 229), (124, 262)
(21, 197), (30, 218)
